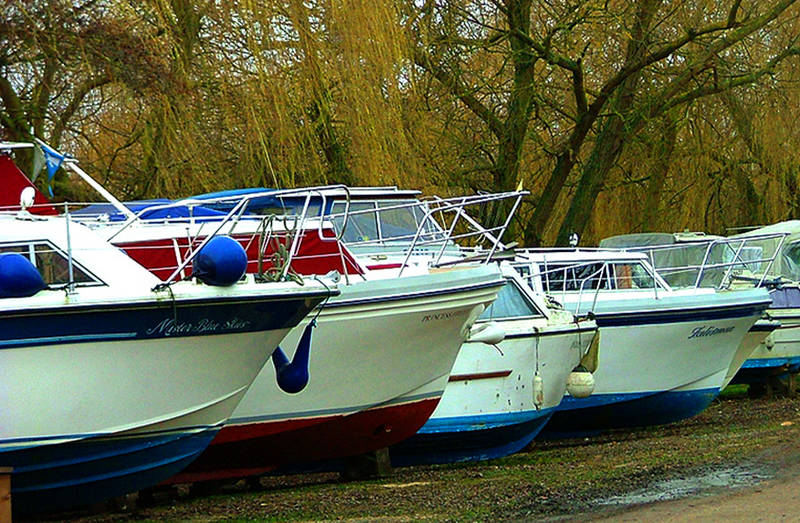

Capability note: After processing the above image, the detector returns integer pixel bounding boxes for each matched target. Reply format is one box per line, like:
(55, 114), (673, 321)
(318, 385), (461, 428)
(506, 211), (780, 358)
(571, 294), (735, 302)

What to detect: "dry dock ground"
(39, 387), (800, 522)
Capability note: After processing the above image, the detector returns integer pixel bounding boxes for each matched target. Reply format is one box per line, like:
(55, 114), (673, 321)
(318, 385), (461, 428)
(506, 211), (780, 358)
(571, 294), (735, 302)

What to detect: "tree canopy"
(3, 0), (800, 245)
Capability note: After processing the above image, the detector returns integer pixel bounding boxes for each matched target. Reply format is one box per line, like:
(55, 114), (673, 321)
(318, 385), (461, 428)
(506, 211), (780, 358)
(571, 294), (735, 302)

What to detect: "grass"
(67, 395), (800, 522)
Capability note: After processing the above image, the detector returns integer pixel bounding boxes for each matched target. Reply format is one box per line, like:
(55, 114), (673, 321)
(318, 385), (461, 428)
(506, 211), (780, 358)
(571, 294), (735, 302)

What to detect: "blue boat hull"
(390, 410), (554, 466)
(539, 387), (720, 439)
(6, 428), (218, 514)
(1, 291), (329, 514)
(732, 356), (800, 384)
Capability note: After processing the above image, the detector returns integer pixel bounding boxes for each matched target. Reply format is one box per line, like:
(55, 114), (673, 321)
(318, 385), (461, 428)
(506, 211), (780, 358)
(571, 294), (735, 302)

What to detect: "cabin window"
(0, 241), (99, 286)
(610, 262), (655, 289)
(537, 262), (611, 292)
(479, 279), (543, 320)
(330, 202), (379, 243)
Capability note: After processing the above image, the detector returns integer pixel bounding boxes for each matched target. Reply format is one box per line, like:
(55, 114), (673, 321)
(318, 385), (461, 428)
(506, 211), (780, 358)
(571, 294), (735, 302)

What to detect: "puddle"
(595, 465), (773, 506)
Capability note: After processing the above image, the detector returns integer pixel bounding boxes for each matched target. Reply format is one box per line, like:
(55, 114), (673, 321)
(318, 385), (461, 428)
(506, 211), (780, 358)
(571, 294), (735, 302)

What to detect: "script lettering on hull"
(688, 325), (735, 339)
(146, 317), (252, 336)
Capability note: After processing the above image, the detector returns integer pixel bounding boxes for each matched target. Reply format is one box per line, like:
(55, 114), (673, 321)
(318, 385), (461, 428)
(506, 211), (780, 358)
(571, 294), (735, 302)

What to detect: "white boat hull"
(541, 288), (771, 435)
(170, 264), (505, 481)
(0, 282), (328, 513)
(734, 308), (800, 383)
(392, 318), (596, 464)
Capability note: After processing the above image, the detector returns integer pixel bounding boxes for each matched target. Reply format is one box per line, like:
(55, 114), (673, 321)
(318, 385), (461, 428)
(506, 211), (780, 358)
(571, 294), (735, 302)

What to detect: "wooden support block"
(340, 448), (393, 481)
(0, 467), (12, 523)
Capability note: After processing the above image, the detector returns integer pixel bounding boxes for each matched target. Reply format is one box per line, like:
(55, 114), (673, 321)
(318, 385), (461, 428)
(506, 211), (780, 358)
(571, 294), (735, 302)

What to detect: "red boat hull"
(168, 396), (440, 483)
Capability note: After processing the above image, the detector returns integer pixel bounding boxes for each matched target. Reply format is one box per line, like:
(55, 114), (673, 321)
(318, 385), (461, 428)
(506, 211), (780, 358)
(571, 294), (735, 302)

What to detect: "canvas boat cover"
(599, 232), (728, 288)
(731, 221), (800, 282)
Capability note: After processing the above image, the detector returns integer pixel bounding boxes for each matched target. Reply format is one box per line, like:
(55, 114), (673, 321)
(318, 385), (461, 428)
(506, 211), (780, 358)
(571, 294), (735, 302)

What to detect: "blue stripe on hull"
(390, 410), (554, 466)
(0, 295), (320, 350)
(741, 356), (800, 371)
(3, 429), (218, 515)
(539, 388), (719, 439)
(593, 303), (767, 328)
(732, 357), (800, 383)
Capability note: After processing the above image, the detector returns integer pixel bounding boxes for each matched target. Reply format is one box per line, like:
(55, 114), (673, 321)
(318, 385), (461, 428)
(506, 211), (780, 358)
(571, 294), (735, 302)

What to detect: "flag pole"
(33, 138), (135, 220)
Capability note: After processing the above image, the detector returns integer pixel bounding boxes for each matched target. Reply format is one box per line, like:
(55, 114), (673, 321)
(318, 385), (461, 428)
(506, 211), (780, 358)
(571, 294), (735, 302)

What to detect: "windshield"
(781, 241), (800, 281)
(537, 261), (660, 292)
(479, 279), (543, 320)
(329, 199), (445, 244)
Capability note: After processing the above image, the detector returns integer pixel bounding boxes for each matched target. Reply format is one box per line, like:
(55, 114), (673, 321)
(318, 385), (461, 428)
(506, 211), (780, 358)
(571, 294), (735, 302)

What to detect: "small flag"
(31, 145), (45, 182)
(39, 142), (66, 198)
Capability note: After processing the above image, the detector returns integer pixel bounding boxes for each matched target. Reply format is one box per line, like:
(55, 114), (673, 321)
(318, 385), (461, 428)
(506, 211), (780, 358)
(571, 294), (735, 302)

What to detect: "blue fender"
(0, 253), (46, 298)
(272, 319), (316, 393)
(193, 236), (247, 286)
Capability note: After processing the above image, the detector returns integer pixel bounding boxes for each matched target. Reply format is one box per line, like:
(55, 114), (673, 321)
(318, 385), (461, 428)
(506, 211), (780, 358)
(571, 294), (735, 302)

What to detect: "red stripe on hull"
(449, 370), (512, 382)
(166, 397), (441, 483)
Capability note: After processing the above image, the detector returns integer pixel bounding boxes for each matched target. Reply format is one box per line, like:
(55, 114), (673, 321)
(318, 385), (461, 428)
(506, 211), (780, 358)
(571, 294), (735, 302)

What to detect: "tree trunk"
(555, 116), (627, 245)
(554, 0), (662, 245)
(483, 0), (535, 238)
(641, 113), (679, 231)
(524, 109), (598, 245)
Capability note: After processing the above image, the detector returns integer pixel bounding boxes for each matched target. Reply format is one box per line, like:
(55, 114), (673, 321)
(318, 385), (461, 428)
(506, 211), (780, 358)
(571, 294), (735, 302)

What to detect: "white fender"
(566, 370), (595, 398)
(467, 321), (506, 345)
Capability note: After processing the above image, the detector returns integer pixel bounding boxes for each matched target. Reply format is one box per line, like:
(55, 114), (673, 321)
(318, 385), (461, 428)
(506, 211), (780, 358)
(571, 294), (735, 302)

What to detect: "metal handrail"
(102, 185), (352, 244)
(395, 191), (526, 275)
(316, 191), (527, 274)
(617, 232), (789, 289)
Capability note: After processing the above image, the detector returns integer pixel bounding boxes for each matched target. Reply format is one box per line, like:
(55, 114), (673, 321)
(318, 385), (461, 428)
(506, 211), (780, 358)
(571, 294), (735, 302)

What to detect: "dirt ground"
(32, 391), (800, 522)
(590, 476), (800, 521)
(556, 391), (800, 522)
(583, 443), (800, 522)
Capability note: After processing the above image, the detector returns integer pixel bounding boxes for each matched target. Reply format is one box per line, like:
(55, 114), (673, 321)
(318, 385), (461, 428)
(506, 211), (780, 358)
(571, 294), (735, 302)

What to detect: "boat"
(176, 259), (505, 481)
(206, 190), (602, 464)
(0, 182), (335, 512)
(126, 194), (510, 480)
(512, 248), (773, 436)
(599, 231), (790, 389)
(390, 262), (598, 465)
(726, 223), (800, 388)
(242, 189), (603, 464)
(0, 149), (513, 480)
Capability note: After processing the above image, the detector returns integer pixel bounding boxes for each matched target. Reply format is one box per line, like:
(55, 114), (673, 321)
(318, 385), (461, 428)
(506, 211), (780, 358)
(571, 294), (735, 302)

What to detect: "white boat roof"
(733, 220), (800, 239)
(599, 231), (724, 248)
(0, 214), (162, 289)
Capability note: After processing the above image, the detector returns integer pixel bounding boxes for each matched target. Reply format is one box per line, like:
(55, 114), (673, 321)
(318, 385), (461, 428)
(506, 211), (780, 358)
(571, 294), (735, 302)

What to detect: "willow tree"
(0, 2), (170, 174)
(405, 0), (800, 245)
(116, 0), (427, 194)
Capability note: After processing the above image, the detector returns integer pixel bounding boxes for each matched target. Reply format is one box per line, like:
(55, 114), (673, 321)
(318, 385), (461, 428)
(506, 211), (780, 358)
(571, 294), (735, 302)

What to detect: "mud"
(593, 464), (772, 506)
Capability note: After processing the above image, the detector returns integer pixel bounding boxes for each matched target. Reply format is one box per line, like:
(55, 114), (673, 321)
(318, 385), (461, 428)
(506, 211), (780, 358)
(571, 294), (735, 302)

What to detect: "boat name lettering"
(422, 312), (457, 323)
(146, 317), (251, 336)
(688, 325), (735, 339)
